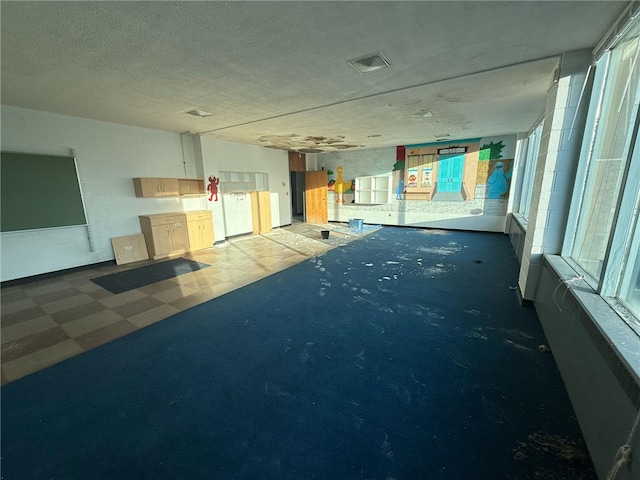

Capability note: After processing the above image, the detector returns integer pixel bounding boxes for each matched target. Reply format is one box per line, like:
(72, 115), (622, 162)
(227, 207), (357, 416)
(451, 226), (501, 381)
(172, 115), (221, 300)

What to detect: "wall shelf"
(355, 175), (393, 204)
(219, 171), (269, 193)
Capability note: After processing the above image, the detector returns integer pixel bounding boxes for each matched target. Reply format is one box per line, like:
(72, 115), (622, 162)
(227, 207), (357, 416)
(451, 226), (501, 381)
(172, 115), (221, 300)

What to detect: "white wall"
(319, 147), (396, 183)
(0, 106), (291, 281)
(1, 106), (205, 281)
(198, 136), (291, 241)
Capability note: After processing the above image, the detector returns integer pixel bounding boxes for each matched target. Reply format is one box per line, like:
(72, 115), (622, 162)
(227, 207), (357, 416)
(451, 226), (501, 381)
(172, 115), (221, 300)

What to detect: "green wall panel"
(1, 152), (87, 232)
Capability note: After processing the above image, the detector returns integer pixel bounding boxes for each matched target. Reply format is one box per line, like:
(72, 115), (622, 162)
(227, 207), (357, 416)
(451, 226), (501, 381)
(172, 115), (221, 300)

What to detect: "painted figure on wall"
(396, 179), (405, 200)
(487, 162), (512, 199)
(422, 170), (432, 187)
(407, 167), (418, 188)
(334, 166), (348, 204)
(207, 176), (219, 202)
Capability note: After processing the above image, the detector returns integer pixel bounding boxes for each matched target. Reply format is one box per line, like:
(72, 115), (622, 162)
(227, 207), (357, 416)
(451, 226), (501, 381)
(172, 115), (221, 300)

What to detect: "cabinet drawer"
(146, 214), (186, 227)
(185, 211), (211, 221)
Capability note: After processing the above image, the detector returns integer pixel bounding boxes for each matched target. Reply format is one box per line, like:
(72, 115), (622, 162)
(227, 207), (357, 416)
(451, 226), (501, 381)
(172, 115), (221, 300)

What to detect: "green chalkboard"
(1, 152), (87, 232)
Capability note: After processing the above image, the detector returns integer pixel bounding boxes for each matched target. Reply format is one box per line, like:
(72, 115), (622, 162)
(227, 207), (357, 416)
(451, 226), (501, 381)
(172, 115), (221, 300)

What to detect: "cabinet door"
(170, 221), (189, 252)
(187, 220), (203, 250)
(134, 178), (180, 197)
(160, 178), (180, 196)
(200, 218), (214, 247)
(186, 212), (213, 251)
(257, 191), (272, 234)
(151, 224), (173, 256)
(134, 178), (162, 197)
(178, 179), (205, 195)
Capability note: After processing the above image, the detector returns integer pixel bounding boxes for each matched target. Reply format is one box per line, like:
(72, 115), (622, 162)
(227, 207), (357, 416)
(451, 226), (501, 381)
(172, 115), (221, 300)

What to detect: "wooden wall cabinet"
(134, 178), (180, 197)
(134, 177), (205, 197)
(186, 211), (214, 250)
(139, 213), (189, 260)
(178, 179), (205, 196)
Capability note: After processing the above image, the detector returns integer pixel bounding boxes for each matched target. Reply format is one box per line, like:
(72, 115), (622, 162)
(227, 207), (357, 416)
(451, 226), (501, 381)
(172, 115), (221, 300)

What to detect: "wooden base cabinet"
(139, 213), (189, 260)
(186, 211), (214, 250)
(140, 211), (214, 260)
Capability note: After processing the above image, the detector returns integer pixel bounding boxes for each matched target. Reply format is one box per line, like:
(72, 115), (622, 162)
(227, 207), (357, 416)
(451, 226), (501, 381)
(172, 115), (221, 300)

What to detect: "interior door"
(437, 154), (464, 192)
(304, 171), (328, 224)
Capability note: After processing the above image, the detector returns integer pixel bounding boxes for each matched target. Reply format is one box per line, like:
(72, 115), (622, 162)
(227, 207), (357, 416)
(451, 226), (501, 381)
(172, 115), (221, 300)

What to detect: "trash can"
(321, 230), (330, 239)
(349, 218), (364, 230)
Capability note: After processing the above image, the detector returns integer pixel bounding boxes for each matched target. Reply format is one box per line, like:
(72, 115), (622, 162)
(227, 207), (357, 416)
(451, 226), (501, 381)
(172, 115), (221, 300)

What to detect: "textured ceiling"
(0, 1), (629, 152)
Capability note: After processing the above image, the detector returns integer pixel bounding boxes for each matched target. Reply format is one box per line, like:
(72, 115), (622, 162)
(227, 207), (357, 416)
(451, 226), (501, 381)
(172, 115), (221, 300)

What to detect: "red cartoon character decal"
(207, 176), (219, 202)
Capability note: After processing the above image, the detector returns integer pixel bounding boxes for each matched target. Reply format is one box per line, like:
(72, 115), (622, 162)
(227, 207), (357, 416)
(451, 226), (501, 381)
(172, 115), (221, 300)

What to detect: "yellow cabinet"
(250, 191), (272, 234)
(186, 211), (214, 250)
(133, 178), (180, 197)
(139, 213), (189, 259)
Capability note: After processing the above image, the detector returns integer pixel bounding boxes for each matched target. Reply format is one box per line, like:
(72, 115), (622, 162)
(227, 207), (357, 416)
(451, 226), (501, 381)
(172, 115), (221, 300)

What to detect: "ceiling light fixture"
(409, 111), (433, 120)
(348, 52), (391, 74)
(186, 108), (213, 118)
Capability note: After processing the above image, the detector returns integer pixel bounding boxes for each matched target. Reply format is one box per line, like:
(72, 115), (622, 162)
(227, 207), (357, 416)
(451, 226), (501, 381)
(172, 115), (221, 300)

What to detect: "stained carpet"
(91, 257), (211, 294)
(1, 227), (596, 479)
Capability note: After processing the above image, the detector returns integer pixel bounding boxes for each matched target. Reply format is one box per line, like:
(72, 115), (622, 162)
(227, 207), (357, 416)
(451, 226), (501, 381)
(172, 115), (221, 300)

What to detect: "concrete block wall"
(535, 256), (640, 480)
(519, 50), (593, 300)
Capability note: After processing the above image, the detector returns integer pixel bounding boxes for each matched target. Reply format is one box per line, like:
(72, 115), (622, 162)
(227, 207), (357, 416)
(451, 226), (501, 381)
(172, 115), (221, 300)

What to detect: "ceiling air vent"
(348, 53), (390, 74)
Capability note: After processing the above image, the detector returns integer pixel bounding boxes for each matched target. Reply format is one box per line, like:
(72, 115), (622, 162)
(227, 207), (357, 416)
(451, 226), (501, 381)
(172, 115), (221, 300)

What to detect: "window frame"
(517, 121), (543, 221)
(562, 18), (640, 327)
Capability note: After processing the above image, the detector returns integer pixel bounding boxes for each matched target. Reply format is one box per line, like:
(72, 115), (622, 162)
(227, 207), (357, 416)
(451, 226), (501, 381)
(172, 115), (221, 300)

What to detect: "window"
(407, 154), (434, 169)
(570, 19), (640, 281)
(619, 214), (640, 318)
(518, 122), (543, 221)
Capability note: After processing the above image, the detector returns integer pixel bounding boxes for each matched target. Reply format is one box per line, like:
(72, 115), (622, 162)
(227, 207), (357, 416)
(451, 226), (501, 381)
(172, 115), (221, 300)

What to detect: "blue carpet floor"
(1, 227), (595, 479)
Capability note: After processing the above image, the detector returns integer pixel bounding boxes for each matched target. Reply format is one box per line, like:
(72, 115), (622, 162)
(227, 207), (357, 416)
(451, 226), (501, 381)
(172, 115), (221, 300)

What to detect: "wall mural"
(319, 135), (516, 232)
(401, 136), (515, 202)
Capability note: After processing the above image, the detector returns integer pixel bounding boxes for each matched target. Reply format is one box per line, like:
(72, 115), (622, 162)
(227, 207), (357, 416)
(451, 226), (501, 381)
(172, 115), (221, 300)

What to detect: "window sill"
(544, 254), (640, 401)
(511, 212), (528, 231)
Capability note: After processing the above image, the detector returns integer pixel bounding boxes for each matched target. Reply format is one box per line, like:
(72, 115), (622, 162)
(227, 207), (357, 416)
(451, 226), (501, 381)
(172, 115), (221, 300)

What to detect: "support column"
(519, 50), (594, 299)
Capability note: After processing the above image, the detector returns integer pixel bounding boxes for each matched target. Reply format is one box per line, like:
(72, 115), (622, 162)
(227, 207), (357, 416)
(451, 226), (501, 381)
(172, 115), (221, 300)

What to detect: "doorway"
(290, 171), (306, 222)
(304, 171), (328, 224)
(437, 153), (465, 193)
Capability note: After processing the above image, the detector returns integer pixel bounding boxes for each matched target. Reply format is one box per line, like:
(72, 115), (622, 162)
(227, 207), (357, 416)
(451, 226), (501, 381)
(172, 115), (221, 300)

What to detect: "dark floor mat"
(91, 257), (211, 294)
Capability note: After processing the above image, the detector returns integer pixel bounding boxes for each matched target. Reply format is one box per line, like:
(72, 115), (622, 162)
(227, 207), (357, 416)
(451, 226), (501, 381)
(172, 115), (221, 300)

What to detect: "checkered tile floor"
(1, 223), (374, 385)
